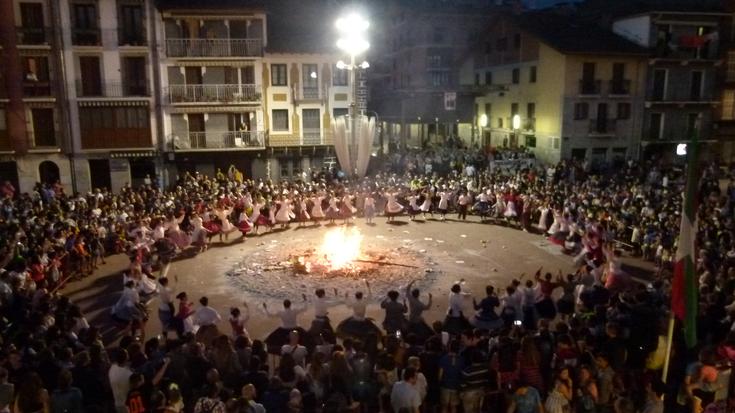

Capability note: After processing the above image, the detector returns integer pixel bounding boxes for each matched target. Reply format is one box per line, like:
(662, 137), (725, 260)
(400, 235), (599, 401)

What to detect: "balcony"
(579, 80), (601, 95)
(165, 38), (263, 58)
(166, 84), (260, 104)
(522, 118), (536, 132)
(649, 89), (715, 103)
(608, 79), (631, 95)
(268, 130), (334, 146)
(589, 119), (616, 135)
(172, 131), (265, 151)
(76, 81), (150, 98)
(16, 26), (51, 46)
(118, 28), (147, 47)
(301, 87), (320, 100)
(23, 81), (52, 97)
(72, 28), (101, 46)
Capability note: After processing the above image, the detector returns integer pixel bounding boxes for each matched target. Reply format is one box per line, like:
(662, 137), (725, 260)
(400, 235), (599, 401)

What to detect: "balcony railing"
(172, 131), (265, 150)
(649, 89), (715, 103)
(16, 26), (51, 45)
(579, 80), (601, 95)
(301, 87), (320, 100)
(23, 82), (52, 97)
(165, 38), (263, 57)
(589, 119), (616, 135)
(72, 28), (101, 46)
(166, 84), (259, 103)
(522, 118), (536, 131)
(268, 130), (334, 146)
(609, 79), (631, 95)
(76, 80), (150, 97)
(118, 28), (147, 46)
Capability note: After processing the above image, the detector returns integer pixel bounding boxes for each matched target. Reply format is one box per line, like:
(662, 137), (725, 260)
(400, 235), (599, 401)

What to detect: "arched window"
(38, 160), (60, 185)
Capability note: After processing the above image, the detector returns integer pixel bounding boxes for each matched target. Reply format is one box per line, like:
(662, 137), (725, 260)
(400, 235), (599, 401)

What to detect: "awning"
(78, 100), (150, 107)
(110, 150), (159, 158)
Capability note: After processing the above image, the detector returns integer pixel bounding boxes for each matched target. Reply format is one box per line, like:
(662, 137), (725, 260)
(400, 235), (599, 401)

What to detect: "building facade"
(612, 9), (732, 160)
(1, 0), (72, 193)
(467, 12), (648, 165)
(368, 0), (493, 150)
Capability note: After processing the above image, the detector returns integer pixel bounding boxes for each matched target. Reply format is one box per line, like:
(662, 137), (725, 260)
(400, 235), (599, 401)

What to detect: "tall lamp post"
(335, 13), (370, 175)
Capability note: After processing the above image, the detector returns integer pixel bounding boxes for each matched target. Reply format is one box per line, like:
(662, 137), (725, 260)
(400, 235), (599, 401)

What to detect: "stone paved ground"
(61, 215), (653, 344)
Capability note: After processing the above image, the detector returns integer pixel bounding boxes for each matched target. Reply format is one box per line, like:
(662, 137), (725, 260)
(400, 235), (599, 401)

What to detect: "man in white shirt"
(391, 367), (421, 413)
(108, 350), (132, 413)
(281, 330), (308, 367)
(194, 296), (222, 346)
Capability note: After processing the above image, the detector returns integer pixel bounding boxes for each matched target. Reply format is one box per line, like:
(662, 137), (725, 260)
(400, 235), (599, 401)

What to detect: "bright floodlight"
(310, 71), (317, 79)
(359, 61), (370, 69)
(335, 13), (369, 33)
(336, 37), (370, 56)
(336, 60), (346, 69)
(479, 114), (488, 128)
(676, 143), (687, 156)
(512, 114), (521, 130)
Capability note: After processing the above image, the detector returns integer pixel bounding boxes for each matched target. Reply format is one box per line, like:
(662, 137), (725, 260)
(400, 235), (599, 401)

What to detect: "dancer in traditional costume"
(419, 189), (433, 219)
(307, 288), (339, 345)
(405, 280), (433, 342)
(294, 196), (311, 227)
(274, 196), (293, 228)
(471, 285), (503, 331)
(201, 209), (221, 243)
(473, 189), (491, 221)
(383, 190), (404, 222)
(173, 292), (196, 336)
(406, 193), (420, 221)
(444, 283), (472, 335)
(214, 204), (237, 242)
(503, 191), (518, 219)
(437, 188), (452, 221)
(236, 209), (252, 238)
(336, 280), (382, 341)
(363, 193), (376, 224)
(310, 193), (325, 226)
(190, 213), (211, 252)
(164, 212), (189, 250)
(325, 194), (340, 224)
(340, 193), (356, 224)
(537, 203), (550, 232)
(229, 305), (250, 340)
(263, 298), (309, 355)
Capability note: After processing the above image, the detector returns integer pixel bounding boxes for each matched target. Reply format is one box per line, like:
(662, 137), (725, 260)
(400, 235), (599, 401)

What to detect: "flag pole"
(662, 313), (675, 383)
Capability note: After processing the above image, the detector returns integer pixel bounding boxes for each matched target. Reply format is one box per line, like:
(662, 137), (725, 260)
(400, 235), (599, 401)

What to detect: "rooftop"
(155, 0), (266, 10)
(512, 11), (649, 56)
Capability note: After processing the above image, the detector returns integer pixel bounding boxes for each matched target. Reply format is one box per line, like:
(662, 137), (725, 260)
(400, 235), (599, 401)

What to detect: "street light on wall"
(512, 114), (521, 148)
(479, 114), (488, 128)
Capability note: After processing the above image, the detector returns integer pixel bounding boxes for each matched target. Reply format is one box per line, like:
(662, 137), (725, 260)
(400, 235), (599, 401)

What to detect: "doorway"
(38, 160), (60, 185)
(89, 159), (111, 190)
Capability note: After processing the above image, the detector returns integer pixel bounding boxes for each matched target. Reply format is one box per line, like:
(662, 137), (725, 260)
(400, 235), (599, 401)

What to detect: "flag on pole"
(671, 138), (699, 348)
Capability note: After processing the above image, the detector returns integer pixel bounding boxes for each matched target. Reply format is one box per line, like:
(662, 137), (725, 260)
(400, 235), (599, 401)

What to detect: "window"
(427, 55), (441, 68)
(333, 68), (348, 86)
(23, 56), (51, 96)
(122, 56), (147, 96)
(512, 68), (520, 84)
(497, 117), (503, 128)
(649, 113), (663, 140)
(652, 69), (667, 101)
(496, 37), (507, 51)
(484, 103), (491, 117)
(271, 64), (287, 86)
(78, 56), (101, 96)
(19, 3), (45, 44)
(31, 108), (55, 146)
(302, 64), (318, 98)
(485, 71), (492, 85)
(612, 63), (625, 82)
(272, 109), (289, 131)
(690, 71), (703, 101)
(71, 3), (99, 45)
(513, 33), (521, 49)
(432, 28), (444, 43)
(574, 103), (589, 120)
(302, 109), (321, 144)
(333, 108), (348, 119)
(474, 73), (480, 86)
(617, 103), (631, 120)
(527, 102), (535, 122)
(529, 66), (537, 83)
(686, 113), (700, 138)
(511, 103), (519, 118)
(118, 3), (145, 45)
(582, 62), (595, 82)
(431, 71), (449, 86)
(484, 41), (492, 54)
(723, 90), (735, 120)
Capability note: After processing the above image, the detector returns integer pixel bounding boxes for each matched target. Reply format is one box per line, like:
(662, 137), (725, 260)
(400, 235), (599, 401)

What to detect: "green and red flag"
(671, 139), (699, 348)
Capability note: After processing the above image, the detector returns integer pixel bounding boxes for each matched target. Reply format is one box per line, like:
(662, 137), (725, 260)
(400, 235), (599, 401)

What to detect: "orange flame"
(320, 227), (363, 270)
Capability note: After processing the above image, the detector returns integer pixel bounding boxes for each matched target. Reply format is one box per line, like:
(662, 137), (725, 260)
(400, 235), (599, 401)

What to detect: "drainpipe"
(148, 0), (167, 188)
(49, 0), (77, 193)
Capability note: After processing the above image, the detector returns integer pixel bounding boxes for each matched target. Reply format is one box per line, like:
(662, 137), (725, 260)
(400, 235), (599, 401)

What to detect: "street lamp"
(335, 12), (370, 175)
(479, 114), (488, 128)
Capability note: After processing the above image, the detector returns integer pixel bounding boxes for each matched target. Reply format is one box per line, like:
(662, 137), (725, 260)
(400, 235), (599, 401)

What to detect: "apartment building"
(466, 11), (648, 164)
(613, 8), (732, 160)
(368, 0), (493, 149)
(0, 0), (71, 192)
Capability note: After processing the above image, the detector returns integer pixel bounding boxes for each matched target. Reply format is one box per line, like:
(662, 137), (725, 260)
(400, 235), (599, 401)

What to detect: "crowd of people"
(1, 145), (735, 413)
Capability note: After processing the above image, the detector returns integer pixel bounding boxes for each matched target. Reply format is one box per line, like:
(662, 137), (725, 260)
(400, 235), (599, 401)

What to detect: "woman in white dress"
(165, 213), (190, 250)
(537, 203), (550, 232)
(214, 205), (237, 242)
(406, 193), (420, 221)
(419, 189), (433, 219)
(236, 209), (252, 238)
(437, 190), (452, 220)
(274, 196), (292, 228)
(190, 213), (210, 252)
(310, 194), (325, 226)
(340, 194), (356, 224)
(363, 193), (376, 224)
(383, 191), (404, 222)
(325, 194), (340, 224)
